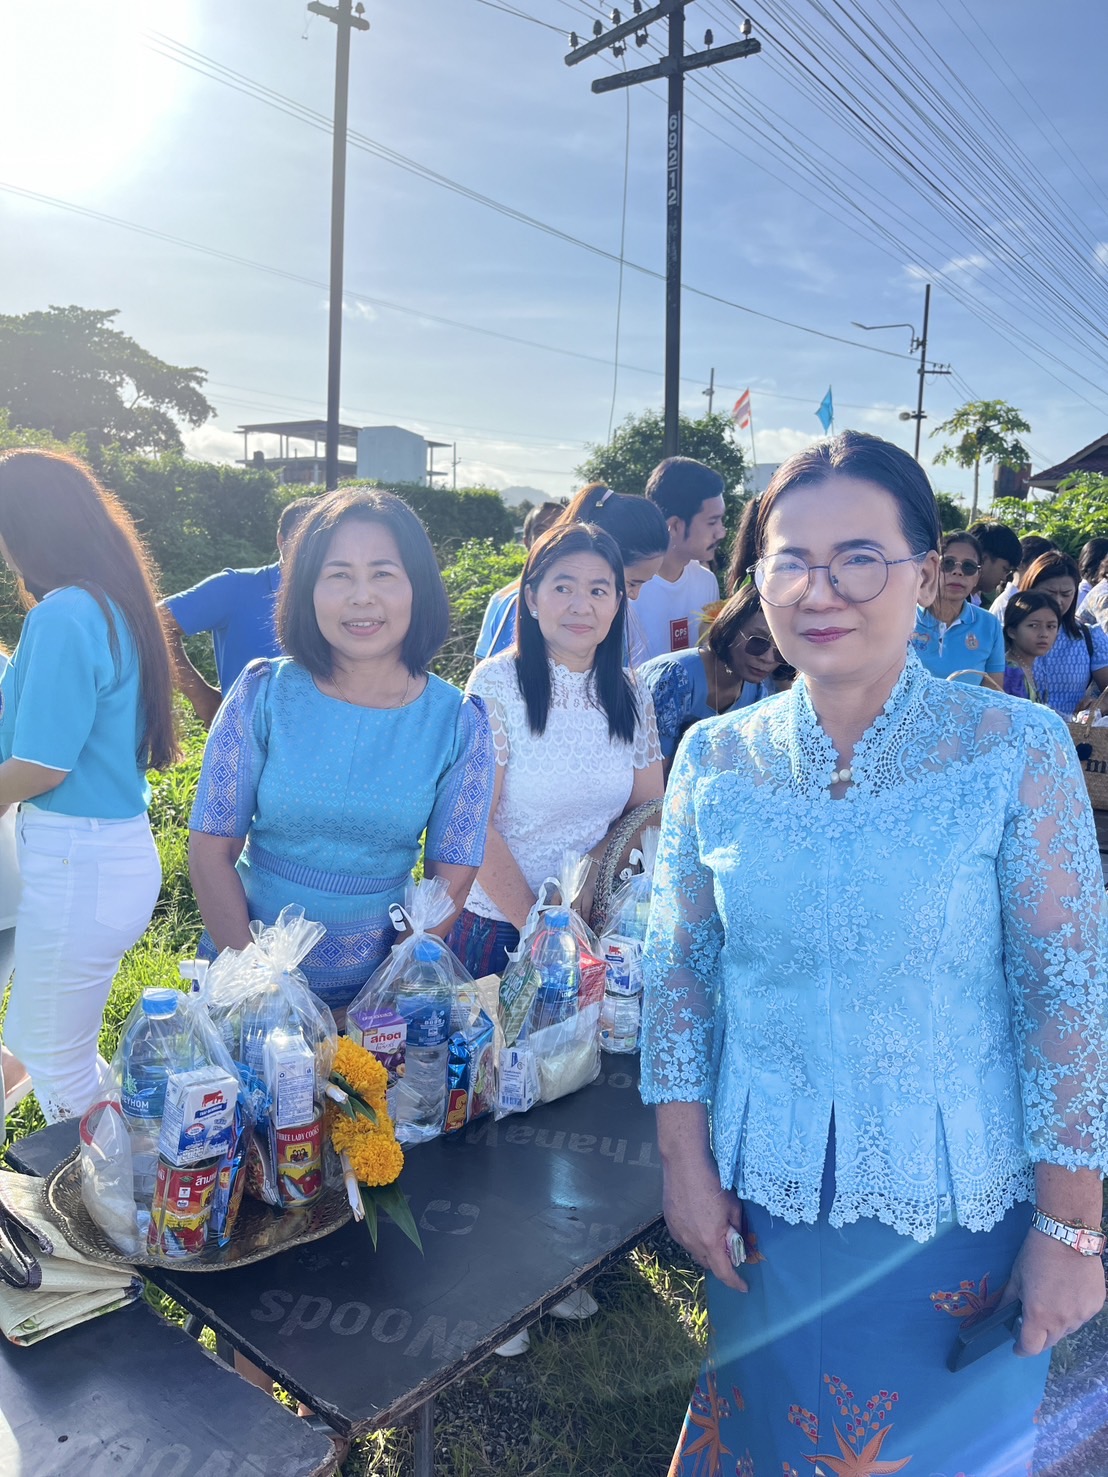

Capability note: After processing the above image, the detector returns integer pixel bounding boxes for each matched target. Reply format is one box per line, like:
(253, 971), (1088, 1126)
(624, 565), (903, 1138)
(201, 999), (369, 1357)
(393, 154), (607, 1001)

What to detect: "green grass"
(1, 706), (706, 1476)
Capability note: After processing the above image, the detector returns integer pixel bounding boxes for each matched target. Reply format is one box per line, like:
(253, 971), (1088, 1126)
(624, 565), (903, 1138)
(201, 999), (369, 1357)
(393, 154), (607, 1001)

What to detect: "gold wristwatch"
(1031, 1208), (1107, 1258)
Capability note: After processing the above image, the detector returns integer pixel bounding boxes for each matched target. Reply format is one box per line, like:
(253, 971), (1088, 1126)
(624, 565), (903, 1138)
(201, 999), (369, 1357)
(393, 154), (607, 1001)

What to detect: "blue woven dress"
(641, 648), (1108, 1476)
(189, 658), (495, 1010)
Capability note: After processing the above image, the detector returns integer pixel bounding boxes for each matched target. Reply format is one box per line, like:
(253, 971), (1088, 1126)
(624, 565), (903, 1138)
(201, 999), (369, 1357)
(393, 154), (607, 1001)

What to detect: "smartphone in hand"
(947, 1299), (1022, 1373)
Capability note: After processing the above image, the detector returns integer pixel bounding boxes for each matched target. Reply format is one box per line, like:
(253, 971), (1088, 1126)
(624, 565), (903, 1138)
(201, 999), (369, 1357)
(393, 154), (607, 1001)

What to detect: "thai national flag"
(731, 389), (751, 429)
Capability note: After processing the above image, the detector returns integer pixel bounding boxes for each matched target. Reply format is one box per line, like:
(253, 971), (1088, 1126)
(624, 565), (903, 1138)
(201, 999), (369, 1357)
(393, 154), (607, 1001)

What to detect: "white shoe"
(494, 1328), (531, 1357)
(549, 1288), (599, 1320)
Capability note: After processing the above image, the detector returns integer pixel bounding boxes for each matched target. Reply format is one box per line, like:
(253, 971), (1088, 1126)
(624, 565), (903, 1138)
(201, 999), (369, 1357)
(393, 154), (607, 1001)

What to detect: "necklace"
(829, 764), (855, 786)
(330, 668), (413, 709)
(703, 646), (738, 713)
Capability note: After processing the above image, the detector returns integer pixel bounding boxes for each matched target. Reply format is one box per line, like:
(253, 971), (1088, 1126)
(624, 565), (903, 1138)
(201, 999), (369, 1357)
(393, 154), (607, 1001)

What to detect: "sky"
(2, 0), (1107, 506)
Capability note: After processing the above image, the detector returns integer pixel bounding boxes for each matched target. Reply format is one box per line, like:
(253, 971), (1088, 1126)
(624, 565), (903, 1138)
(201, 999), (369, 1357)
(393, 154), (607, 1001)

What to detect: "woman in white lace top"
(644, 432), (1108, 1476)
(448, 523), (663, 978)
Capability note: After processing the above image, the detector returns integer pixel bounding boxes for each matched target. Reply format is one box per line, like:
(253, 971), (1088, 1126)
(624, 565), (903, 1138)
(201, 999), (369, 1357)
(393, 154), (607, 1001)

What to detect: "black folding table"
(8, 1059), (664, 1476)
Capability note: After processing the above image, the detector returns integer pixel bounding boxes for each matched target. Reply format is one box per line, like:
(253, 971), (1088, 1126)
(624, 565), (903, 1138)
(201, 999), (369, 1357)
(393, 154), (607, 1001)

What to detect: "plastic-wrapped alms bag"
(598, 826), (660, 998)
(495, 852), (606, 1119)
(80, 988), (250, 1258)
(203, 906), (338, 1116)
(346, 878), (484, 1146)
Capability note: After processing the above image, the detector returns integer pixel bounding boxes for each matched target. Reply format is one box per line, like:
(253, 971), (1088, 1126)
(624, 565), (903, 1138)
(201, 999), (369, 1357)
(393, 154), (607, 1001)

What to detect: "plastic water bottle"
(529, 911), (579, 1032)
(392, 938), (452, 1144)
(119, 989), (190, 1204)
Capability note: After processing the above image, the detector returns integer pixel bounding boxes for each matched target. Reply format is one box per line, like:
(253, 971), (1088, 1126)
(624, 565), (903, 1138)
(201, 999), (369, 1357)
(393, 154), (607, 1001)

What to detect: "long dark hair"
(726, 495), (761, 594)
(754, 431), (941, 559)
(0, 450), (178, 770)
(278, 487), (449, 678)
(1020, 551), (1081, 639)
(515, 523), (638, 743)
(560, 484), (669, 565)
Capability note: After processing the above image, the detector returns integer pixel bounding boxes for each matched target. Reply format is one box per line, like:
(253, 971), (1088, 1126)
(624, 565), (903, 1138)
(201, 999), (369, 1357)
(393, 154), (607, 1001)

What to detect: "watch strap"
(1031, 1208), (1107, 1257)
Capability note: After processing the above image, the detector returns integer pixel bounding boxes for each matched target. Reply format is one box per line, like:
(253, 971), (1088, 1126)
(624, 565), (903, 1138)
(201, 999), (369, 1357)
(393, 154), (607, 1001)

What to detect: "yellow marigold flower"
(333, 1037), (389, 1101)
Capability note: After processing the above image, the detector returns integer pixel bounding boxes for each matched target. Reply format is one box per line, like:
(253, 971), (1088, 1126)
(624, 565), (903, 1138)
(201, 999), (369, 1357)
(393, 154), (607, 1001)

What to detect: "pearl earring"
(530, 608), (538, 619)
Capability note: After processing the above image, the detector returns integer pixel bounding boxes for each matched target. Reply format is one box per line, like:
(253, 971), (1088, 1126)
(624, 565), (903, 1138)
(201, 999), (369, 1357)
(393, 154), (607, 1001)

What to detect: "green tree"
(931, 399), (1031, 523)
(576, 409), (747, 496)
(437, 538), (527, 685)
(934, 491), (968, 533)
(0, 305), (214, 453)
(991, 472), (1108, 558)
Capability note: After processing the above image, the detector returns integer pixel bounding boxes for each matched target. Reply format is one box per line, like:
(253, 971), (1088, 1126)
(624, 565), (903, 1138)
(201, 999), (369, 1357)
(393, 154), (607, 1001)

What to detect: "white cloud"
(181, 424), (242, 465)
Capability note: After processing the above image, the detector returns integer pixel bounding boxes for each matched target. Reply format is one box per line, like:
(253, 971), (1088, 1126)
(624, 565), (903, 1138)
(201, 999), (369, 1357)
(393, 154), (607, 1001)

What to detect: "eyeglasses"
(733, 630), (782, 661)
(750, 550), (926, 608)
(940, 557), (981, 577)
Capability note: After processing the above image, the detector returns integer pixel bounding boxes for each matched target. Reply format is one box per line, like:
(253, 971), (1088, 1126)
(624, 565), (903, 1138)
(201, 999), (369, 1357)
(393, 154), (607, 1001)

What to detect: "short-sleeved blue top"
(637, 647), (772, 761)
(163, 563), (282, 691)
(0, 588), (150, 818)
(188, 659), (496, 1007)
(910, 600), (1005, 683)
(1032, 625), (1108, 718)
(474, 582), (519, 662)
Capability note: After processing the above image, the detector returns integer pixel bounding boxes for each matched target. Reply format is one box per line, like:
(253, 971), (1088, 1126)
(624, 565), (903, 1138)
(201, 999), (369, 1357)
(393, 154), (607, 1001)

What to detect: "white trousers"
(6, 810), (161, 1123)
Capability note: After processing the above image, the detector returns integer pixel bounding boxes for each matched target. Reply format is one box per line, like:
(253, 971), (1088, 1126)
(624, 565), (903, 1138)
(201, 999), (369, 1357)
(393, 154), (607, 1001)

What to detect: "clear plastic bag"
(596, 828), (658, 1054)
(200, 907), (339, 1210)
(346, 878), (479, 1145)
(80, 987), (250, 1260)
(495, 853), (606, 1117)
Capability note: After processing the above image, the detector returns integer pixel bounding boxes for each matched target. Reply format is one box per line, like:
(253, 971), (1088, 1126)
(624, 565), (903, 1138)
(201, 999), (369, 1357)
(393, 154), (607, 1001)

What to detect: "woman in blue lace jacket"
(642, 431), (1108, 1477)
(189, 489), (495, 1017)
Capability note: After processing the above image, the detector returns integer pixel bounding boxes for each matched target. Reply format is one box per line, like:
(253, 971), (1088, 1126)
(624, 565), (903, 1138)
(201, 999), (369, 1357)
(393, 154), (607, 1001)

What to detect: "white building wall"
(356, 426), (427, 484)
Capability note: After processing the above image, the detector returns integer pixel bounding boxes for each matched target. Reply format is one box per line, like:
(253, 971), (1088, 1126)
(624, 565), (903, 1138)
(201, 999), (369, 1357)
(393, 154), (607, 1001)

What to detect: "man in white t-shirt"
(633, 457), (726, 661)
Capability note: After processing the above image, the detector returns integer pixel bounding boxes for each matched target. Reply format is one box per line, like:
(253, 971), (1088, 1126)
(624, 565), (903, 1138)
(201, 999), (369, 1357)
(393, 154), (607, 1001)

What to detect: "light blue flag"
(816, 387), (834, 434)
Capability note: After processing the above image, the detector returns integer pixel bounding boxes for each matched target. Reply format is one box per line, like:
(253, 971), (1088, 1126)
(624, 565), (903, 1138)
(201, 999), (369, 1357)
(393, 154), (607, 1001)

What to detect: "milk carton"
(158, 1067), (238, 1167)
(264, 1031), (316, 1130)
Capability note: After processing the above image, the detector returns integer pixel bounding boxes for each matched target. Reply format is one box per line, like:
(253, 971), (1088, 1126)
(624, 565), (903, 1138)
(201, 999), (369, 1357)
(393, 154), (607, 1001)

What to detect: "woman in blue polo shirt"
(0, 451), (176, 1123)
(911, 531), (1004, 687)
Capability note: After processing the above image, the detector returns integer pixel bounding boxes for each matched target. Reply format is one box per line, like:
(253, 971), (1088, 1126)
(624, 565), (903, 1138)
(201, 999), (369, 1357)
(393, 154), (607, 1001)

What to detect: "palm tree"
(931, 400), (1031, 521)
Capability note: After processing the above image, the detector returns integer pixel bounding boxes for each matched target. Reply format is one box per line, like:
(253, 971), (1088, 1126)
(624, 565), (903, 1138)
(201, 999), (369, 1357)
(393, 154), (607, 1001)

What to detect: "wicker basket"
(588, 799), (663, 934)
(1067, 719), (1108, 812)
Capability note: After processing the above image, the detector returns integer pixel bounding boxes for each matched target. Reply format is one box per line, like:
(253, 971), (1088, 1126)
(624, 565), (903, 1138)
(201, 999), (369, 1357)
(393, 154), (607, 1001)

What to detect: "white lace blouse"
(463, 651), (662, 922)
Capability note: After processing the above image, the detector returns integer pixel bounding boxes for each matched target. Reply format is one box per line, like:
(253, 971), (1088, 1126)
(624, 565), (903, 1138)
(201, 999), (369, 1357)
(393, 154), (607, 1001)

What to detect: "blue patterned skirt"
(447, 908), (520, 979)
(671, 1160), (1049, 1477)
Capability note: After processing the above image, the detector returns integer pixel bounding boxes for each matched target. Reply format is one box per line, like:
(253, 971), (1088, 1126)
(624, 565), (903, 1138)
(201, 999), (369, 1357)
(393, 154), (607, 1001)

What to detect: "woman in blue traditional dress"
(188, 487), (495, 1017)
(638, 585), (786, 769)
(641, 431), (1108, 1477)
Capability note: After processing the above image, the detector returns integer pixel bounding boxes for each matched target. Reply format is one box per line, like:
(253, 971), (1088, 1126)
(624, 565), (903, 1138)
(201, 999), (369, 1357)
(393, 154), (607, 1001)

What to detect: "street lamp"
(851, 285), (948, 461)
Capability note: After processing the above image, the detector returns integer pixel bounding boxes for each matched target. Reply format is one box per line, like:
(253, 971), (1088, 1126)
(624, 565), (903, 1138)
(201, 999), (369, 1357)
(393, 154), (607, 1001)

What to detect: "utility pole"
(566, 4), (759, 459)
(853, 282), (950, 462)
(308, 0), (370, 490)
(702, 366), (715, 416)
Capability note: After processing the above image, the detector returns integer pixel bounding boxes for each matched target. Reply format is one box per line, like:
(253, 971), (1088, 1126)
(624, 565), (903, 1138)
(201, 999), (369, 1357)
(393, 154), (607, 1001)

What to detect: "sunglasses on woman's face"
(940, 557), (981, 576)
(735, 631), (782, 660)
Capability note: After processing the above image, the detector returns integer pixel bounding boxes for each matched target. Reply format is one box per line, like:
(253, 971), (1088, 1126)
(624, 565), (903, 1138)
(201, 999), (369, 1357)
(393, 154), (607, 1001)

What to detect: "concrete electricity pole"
(565, 4), (760, 458)
(307, 0), (370, 490)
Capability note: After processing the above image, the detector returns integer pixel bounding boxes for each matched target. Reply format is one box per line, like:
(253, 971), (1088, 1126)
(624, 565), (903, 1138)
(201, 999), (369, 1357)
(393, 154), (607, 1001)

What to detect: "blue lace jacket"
(640, 649), (1108, 1242)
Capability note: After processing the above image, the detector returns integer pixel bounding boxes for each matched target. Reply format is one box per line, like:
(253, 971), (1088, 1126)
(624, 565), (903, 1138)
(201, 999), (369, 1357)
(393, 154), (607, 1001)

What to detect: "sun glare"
(0, 0), (191, 197)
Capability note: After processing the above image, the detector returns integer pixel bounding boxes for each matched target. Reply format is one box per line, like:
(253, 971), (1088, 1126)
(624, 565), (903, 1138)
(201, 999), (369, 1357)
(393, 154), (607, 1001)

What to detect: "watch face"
(1074, 1229), (1106, 1257)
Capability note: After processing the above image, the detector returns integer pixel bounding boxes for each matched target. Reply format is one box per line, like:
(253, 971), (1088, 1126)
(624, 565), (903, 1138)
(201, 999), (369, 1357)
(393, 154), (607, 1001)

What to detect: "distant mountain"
(499, 484), (549, 508)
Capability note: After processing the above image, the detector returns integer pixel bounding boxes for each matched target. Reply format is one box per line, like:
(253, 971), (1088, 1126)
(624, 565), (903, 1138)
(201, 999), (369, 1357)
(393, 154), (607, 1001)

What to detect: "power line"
(141, 30), (914, 362)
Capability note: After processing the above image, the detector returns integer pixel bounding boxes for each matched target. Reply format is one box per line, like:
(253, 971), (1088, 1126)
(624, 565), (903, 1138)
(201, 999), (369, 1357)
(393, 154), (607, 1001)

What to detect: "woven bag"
(588, 799), (664, 934)
(1068, 690), (1108, 812)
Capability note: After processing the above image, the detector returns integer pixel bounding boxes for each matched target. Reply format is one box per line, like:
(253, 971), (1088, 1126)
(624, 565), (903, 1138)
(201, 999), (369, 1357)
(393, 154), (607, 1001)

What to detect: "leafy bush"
(437, 538), (526, 686)
(992, 473), (1108, 558)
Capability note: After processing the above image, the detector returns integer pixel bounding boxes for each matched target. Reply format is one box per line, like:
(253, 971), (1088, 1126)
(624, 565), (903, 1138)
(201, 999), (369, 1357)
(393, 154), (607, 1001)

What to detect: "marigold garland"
(333, 1036), (389, 1107)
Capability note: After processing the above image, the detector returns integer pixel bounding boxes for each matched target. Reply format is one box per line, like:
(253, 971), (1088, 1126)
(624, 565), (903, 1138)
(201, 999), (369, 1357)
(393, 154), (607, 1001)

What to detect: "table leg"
(413, 1396), (435, 1477)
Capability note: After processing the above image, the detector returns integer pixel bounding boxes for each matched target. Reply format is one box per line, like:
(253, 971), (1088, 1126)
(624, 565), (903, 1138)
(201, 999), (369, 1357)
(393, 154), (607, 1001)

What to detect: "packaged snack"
(443, 1009), (495, 1133)
(345, 879), (476, 1147)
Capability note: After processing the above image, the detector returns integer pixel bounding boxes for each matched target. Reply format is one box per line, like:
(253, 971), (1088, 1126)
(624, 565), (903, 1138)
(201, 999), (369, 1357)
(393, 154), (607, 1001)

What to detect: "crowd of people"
(1, 437), (1107, 1474)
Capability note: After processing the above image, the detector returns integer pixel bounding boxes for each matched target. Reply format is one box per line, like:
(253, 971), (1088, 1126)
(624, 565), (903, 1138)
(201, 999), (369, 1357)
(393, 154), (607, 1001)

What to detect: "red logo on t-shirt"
(670, 617), (691, 651)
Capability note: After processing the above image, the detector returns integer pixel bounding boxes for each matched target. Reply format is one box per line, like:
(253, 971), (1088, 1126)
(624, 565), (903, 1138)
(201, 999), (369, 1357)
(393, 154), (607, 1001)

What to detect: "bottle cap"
(141, 988), (180, 1018)
(543, 909), (571, 928)
(412, 936), (445, 963)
